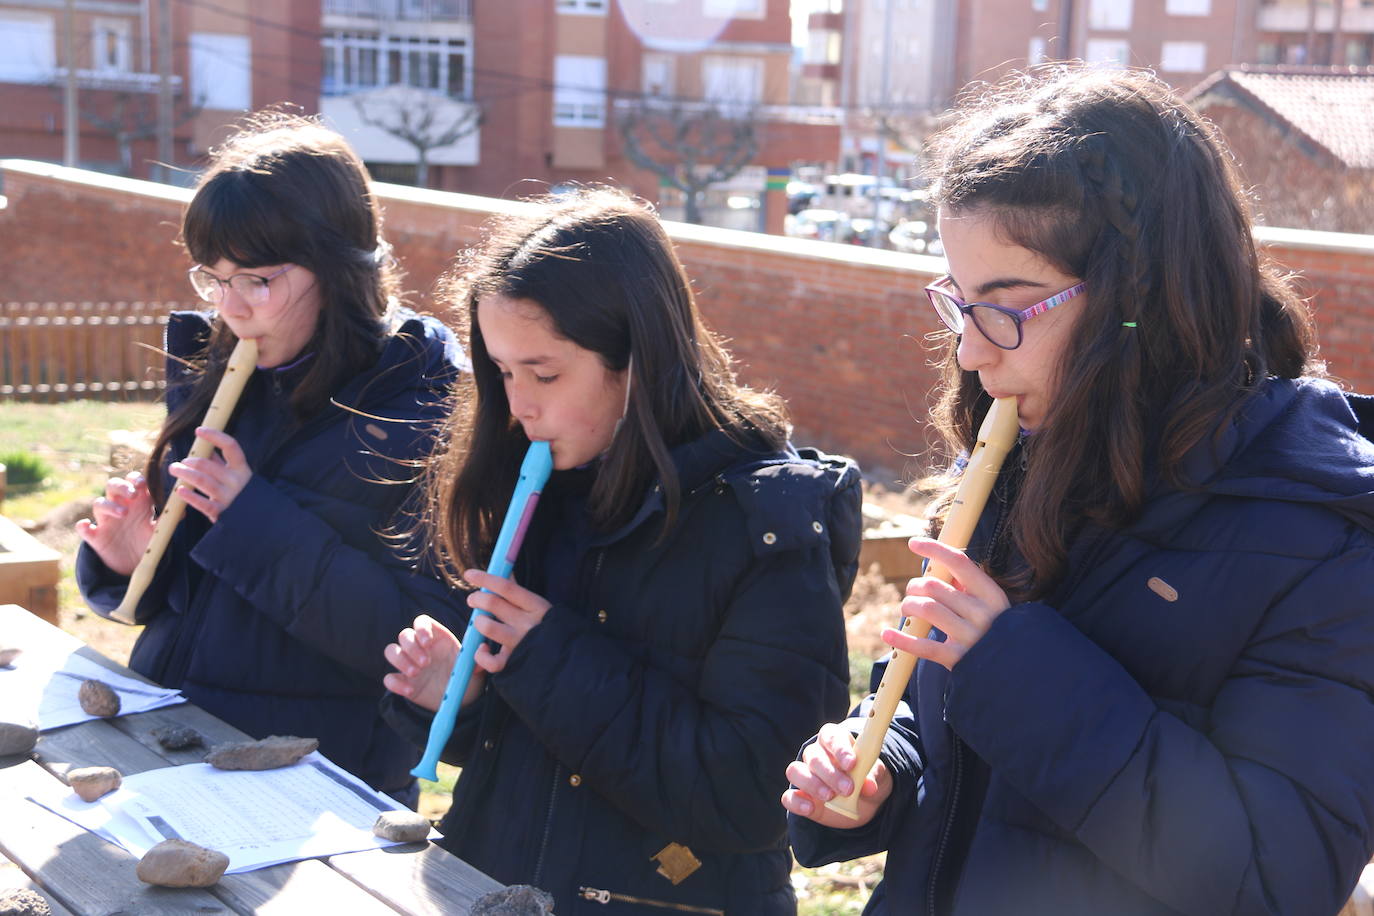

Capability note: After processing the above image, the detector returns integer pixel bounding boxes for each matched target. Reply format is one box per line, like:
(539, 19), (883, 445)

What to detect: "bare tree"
(353, 84), (482, 188)
(53, 87), (203, 176)
(618, 101), (759, 225)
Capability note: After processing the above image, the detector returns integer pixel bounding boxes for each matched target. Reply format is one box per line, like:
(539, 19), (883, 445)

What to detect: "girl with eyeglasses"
(785, 66), (1374, 914)
(74, 113), (465, 805)
(378, 187), (862, 913)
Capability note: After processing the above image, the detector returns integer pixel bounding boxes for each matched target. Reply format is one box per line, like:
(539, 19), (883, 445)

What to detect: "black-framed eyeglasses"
(925, 274), (1086, 350)
(187, 264), (295, 306)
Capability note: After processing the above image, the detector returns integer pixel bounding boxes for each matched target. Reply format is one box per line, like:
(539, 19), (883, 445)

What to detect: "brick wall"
(3, 160), (1372, 480)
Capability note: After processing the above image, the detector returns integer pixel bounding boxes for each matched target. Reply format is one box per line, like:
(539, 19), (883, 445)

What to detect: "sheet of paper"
(27, 752), (440, 873)
(0, 648), (184, 730)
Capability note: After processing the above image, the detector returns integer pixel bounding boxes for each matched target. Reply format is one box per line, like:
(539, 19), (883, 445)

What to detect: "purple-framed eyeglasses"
(188, 264), (295, 306)
(925, 274), (1086, 350)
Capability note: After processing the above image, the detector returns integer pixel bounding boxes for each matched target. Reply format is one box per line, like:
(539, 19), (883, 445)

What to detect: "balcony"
(323, 0), (472, 21)
(1257, 2), (1374, 33)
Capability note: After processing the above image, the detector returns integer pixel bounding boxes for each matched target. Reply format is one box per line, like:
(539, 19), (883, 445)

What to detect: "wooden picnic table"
(0, 603), (503, 915)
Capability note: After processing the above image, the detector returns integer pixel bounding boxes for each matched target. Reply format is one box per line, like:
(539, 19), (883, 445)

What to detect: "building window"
(0, 13), (55, 82)
(190, 32), (251, 110)
(1347, 38), (1371, 65)
(704, 0), (765, 17)
(1257, 41), (1279, 63)
(92, 18), (132, 72)
(555, 0), (608, 13)
(1166, 0), (1210, 14)
(643, 52), (675, 97)
(1028, 36), (1047, 64)
(554, 55), (606, 127)
(1085, 38), (1130, 66)
(1160, 40), (1206, 71)
(322, 30), (470, 98)
(703, 55), (764, 108)
(1032, 0), (1050, 12)
(1088, 0), (1132, 30)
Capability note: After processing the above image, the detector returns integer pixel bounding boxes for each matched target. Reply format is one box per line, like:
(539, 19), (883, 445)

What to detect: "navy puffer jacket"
(384, 430), (862, 914)
(791, 377), (1374, 916)
(78, 310), (466, 797)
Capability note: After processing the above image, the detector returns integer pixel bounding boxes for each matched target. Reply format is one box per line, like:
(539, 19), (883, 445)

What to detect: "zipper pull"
(580, 887), (611, 904)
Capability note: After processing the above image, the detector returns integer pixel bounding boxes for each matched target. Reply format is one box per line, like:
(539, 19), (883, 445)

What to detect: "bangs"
(183, 169), (303, 268)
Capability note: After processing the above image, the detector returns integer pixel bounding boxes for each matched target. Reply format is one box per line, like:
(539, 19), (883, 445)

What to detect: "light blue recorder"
(411, 440), (554, 781)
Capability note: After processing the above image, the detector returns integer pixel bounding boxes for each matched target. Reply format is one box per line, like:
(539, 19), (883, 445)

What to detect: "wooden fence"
(0, 301), (175, 402)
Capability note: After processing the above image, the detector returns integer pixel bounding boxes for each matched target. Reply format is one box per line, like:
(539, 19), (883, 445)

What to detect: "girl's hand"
(168, 427), (253, 523)
(463, 570), (552, 674)
(888, 536), (1011, 671)
(782, 722), (893, 829)
(383, 614), (483, 712)
(75, 472), (155, 576)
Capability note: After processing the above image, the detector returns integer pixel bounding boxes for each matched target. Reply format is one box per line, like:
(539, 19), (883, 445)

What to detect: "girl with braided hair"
(785, 66), (1374, 915)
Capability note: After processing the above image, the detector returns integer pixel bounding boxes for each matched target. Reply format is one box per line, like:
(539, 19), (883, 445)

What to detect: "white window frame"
(554, 55), (606, 127)
(642, 52), (675, 97)
(92, 18), (132, 73)
(702, 54), (764, 108)
(1165, 0), (1210, 15)
(1028, 36), (1047, 65)
(704, 0), (765, 18)
(322, 30), (471, 98)
(1088, 0), (1132, 30)
(0, 13), (55, 83)
(189, 32), (252, 110)
(1085, 38), (1130, 66)
(1160, 40), (1206, 71)
(555, 0), (609, 13)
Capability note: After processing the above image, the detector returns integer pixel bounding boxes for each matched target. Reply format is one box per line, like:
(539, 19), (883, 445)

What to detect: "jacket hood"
(1190, 377), (1374, 533)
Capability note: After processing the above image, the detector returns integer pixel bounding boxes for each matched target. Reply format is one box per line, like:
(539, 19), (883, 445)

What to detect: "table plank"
(212, 859), (401, 915)
(328, 844), (503, 916)
(106, 704), (251, 766)
(0, 760), (232, 915)
(34, 718), (175, 780)
(1, 854), (77, 916)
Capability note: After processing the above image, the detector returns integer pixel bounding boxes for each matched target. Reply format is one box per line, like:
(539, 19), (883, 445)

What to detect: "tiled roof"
(1189, 66), (1374, 169)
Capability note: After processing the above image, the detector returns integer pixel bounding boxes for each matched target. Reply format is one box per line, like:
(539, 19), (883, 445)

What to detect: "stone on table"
(67, 765), (122, 802)
(135, 839), (229, 888)
(77, 679), (120, 717)
(205, 735), (318, 771)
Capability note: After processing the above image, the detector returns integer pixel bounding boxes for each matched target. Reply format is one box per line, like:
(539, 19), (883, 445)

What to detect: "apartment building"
(0, 0), (318, 180)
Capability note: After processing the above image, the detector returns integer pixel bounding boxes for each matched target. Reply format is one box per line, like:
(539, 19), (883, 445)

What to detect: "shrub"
(0, 451), (53, 488)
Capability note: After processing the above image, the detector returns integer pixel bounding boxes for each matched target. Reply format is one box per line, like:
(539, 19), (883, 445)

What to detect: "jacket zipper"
(927, 737), (966, 916)
(532, 546), (606, 886)
(578, 887), (724, 915)
(532, 762), (563, 887)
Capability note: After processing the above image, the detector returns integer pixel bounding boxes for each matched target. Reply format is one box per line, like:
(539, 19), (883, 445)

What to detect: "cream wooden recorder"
(109, 337), (258, 624)
(825, 396), (1020, 819)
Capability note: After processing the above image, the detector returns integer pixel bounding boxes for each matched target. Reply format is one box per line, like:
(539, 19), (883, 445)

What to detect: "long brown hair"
(145, 112), (399, 506)
(923, 66), (1319, 598)
(421, 187), (789, 587)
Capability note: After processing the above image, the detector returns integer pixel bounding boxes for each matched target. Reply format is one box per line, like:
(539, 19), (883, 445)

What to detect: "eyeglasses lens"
(229, 276), (270, 304)
(969, 306), (1021, 349)
(929, 289), (966, 335)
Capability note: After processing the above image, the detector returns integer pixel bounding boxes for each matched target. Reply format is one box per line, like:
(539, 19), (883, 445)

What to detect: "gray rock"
(68, 765), (122, 802)
(0, 720), (39, 757)
(205, 735), (318, 771)
(372, 810), (430, 843)
(151, 725), (204, 751)
(0, 888), (53, 916)
(78, 679), (120, 717)
(0, 646), (21, 667)
(135, 838), (229, 888)
(470, 885), (556, 915)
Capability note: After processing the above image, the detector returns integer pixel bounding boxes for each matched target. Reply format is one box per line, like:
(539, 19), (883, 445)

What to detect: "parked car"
(888, 220), (932, 254)
(785, 208), (850, 243)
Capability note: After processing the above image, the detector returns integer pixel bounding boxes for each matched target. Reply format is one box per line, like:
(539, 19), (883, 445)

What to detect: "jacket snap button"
(569, 773), (582, 787)
(483, 739), (495, 751)
(762, 532), (777, 545)
(812, 521), (823, 533)
(597, 609), (608, 624)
